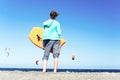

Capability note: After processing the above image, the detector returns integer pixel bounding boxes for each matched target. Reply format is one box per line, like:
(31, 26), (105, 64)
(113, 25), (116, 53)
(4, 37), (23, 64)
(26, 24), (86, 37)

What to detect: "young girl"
(42, 10), (61, 72)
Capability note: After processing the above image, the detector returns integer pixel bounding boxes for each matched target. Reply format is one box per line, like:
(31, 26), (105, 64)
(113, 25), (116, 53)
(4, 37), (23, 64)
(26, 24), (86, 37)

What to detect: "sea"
(0, 68), (120, 72)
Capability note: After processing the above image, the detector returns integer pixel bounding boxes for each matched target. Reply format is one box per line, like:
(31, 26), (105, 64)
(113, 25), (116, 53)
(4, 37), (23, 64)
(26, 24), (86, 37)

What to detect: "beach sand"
(0, 71), (120, 80)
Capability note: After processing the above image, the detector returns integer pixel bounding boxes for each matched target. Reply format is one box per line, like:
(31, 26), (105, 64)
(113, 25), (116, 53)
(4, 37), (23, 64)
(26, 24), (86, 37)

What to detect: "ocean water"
(0, 68), (120, 72)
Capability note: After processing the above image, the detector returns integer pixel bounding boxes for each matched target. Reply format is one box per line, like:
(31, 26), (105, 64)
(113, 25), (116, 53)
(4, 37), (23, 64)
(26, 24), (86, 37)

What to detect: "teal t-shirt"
(43, 19), (61, 40)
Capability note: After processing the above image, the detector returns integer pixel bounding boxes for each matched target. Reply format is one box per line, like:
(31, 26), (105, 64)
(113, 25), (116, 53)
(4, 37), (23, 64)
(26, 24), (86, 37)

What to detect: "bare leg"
(42, 59), (48, 72)
(54, 58), (59, 72)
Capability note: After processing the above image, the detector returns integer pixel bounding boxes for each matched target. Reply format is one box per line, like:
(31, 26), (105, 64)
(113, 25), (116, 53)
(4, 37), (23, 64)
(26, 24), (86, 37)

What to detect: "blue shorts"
(42, 40), (60, 60)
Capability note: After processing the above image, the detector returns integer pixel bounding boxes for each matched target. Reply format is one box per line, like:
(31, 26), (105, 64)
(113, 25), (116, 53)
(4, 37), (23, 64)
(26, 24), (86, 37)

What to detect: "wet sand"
(0, 71), (120, 80)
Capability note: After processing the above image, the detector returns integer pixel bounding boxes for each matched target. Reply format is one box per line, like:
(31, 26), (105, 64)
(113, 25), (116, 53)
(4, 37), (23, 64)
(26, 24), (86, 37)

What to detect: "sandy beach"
(0, 71), (120, 80)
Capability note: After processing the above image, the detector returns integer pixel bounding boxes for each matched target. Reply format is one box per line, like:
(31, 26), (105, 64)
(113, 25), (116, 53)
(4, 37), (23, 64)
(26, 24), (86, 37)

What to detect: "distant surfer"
(36, 34), (41, 41)
(42, 10), (61, 72)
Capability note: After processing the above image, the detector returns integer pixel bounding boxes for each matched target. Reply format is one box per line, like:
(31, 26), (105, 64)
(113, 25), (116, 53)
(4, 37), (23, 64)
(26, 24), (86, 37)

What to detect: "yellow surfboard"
(29, 27), (66, 52)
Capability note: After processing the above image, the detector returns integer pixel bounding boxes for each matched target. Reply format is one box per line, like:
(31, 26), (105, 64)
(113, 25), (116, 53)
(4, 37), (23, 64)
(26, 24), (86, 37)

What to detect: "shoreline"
(0, 68), (120, 72)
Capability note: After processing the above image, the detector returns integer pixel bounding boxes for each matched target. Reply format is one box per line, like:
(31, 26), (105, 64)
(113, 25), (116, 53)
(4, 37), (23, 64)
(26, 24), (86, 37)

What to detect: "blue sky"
(0, 0), (120, 69)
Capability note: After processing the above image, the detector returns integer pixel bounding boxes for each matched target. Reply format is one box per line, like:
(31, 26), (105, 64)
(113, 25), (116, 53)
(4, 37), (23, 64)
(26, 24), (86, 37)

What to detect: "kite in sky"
(5, 48), (10, 57)
(35, 60), (39, 65)
(72, 54), (75, 60)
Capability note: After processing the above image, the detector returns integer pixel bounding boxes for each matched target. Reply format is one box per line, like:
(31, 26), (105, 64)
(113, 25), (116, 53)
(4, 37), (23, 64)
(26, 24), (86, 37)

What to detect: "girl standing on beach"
(42, 10), (61, 72)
